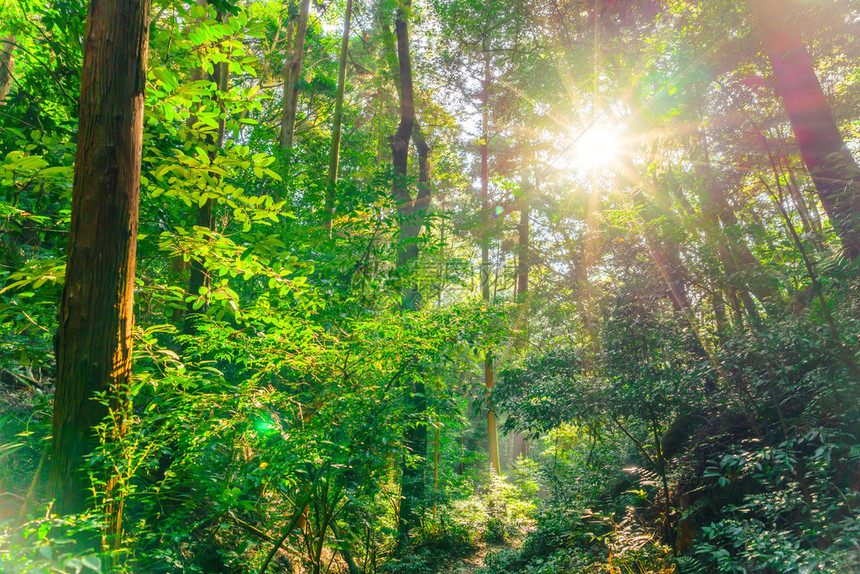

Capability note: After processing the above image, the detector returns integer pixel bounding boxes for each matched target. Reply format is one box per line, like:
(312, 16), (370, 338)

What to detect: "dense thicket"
(1, 0), (858, 573)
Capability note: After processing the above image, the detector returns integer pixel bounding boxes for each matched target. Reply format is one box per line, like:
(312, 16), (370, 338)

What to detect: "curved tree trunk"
(0, 36), (14, 103)
(325, 0), (354, 229)
(184, 10), (229, 336)
(751, 0), (860, 261)
(387, 0), (427, 548)
(279, 0), (311, 150)
(50, 0), (150, 550)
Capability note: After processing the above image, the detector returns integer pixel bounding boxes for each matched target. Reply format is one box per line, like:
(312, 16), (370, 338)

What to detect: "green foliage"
(495, 349), (586, 436)
(695, 427), (860, 573)
(446, 472), (536, 544)
(2, 0), (860, 572)
(0, 515), (104, 574)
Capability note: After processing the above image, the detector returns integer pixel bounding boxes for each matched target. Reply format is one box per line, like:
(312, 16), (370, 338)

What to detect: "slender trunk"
(652, 423), (673, 548)
(511, 161), (530, 461)
(279, 0), (311, 149)
(50, 0), (150, 551)
(0, 36), (14, 103)
(185, 16), (229, 336)
(480, 54), (491, 302)
(486, 354), (500, 474)
(693, 135), (781, 306)
(516, 175), (530, 303)
(325, 0), (354, 228)
(433, 422), (439, 514)
(479, 52), (500, 475)
(388, 0), (426, 547)
(751, 0), (860, 261)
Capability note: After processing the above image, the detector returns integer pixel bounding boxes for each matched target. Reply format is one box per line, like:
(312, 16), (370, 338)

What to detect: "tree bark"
(477, 52), (500, 475)
(692, 134), (781, 307)
(325, 0), (354, 229)
(50, 0), (150, 550)
(0, 36), (14, 103)
(480, 53), (491, 303)
(751, 0), (860, 261)
(185, 10), (229, 335)
(279, 0), (311, 150)
(387, 0), (428, 548)
(511, 162), (531, 461)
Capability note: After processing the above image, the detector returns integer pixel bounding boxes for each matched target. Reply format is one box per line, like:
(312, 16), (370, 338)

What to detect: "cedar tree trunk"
(50, 0), (150, 544)
(279, 0), (311, 150)
(325, 0), (354, 229)
(752, 0), (860, 260)
(479, 51), (500, 475)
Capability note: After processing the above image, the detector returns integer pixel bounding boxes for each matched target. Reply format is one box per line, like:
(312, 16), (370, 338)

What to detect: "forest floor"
(433, 537), (523, 574)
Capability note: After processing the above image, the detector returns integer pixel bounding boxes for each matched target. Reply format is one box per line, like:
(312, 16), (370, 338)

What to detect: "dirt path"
(439, 540), (518, 574)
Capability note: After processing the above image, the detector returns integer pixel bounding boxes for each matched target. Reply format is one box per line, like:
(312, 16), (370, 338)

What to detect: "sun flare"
(570, 124), (622, 170)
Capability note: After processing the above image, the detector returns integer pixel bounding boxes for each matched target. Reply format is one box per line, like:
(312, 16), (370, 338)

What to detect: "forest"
(1, 0), (859, 572)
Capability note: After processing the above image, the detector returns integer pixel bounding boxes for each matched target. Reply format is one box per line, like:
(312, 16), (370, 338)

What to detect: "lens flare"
(571, 124), (621, 170)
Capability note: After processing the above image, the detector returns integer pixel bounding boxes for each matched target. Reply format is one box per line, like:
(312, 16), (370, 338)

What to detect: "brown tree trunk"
(478, 52), (500, 475)
(325, 0), (354, 229)
(185, 35), (229, 335)
(279, 0), (311, 150)
(511, 162), (531, 461)
(751, 0), (860, 261)
(387, 0), (427, 548)
(0, 36), (14, 103)
(50, 0), (150, 550)
(517, 182), (529, 303)
(479, 54), (491, 303)
(692, 135), (781, 307)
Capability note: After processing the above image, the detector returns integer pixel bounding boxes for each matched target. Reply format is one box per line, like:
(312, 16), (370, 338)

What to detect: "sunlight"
(569, 124), (622, 170)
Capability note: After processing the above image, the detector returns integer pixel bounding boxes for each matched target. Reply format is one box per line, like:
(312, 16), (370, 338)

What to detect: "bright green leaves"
(1, 258), (66, 294)
(151, 67), (178, 93)
(1, 140), (73, 191)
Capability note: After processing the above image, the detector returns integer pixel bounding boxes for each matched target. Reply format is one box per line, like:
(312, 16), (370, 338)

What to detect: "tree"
(49, 0), (150, 547)
(0, 36), (13, 103)
(751, 0), (860, 261)
(325, 0), (355, 228)
(279, 0), (312, 150)
(387, 0), (424, 545)
(184, 8), (229, 335)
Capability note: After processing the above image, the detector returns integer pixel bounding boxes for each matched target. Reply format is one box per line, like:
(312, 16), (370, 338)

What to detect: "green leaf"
(152, 67), (177, 92)
(81, 555), (102, 573)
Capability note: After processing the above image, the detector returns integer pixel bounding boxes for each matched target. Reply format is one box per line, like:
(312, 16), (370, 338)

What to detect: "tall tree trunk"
(480, 54), (491, 304)
(618, 155), (690, 310)
(379, 0), (430, 220)
(409, 120), (432, 243)
(279, 0), (311, 150)
(751, 0), (860, 261)
(325, 0), (354, 229)
(479, 52), (500, 475)
(50, 0), (150, 550)
(388, 0), (427, 548)
(0, 36), (14, 103)
(185, 13), (229, 336)
(511, 162), (530, 461)
(516, 174), (529, 303)
(692, 134), (781, 307)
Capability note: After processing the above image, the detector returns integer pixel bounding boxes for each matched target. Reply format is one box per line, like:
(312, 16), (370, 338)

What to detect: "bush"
(444, 472), (536, 544)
